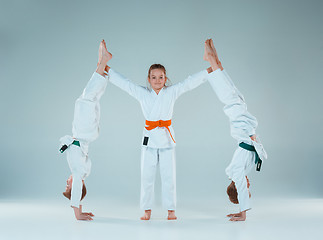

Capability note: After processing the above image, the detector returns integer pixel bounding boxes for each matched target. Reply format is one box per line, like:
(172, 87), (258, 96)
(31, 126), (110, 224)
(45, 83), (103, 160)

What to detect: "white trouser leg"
(72, 72), (107, 142)
(159, 148), (176, 210)
(140, 147), (158, 210)
(207, 70), (258, 138)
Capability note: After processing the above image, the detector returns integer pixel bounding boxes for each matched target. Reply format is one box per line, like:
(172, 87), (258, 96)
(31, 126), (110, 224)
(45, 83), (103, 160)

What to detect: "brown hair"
(147, 64), (171, 87)
(227, 181), (239, 204)
(63, 183), (87, 201)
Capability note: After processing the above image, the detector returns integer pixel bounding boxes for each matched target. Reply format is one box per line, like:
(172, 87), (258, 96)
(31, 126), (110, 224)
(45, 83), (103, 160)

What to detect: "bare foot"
(204, 39), (219, 71)
(98, 40), (112, 66)
(96, 40), (112, 76)
(204, 39), (215, 61)
(209, 39), (223, 70)
(167, 210), (177, 220)
(140, 210), (151, 220)
(203, 39), (209, 61)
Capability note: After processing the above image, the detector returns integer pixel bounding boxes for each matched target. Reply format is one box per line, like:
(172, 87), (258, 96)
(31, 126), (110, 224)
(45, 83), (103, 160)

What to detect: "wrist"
(72, 206), (81, 216)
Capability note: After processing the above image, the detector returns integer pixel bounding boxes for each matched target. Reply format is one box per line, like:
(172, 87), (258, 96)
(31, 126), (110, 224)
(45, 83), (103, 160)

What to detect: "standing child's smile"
(148, 68), (167, 94)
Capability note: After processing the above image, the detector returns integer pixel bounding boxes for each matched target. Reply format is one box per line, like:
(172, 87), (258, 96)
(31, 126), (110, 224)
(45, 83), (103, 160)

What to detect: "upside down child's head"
(227, 177), (251, 204)
(62, 175), (87, 201)
(147, 64), (171, 90)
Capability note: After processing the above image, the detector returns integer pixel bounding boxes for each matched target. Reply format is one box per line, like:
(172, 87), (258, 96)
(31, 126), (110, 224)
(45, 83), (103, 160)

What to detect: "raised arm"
(107, 68), (147, 101)
(171, 70), (210, 99)
(225, 155), (251, 222)
(170, 39), (224, 99)
(97, 39), (147, 100)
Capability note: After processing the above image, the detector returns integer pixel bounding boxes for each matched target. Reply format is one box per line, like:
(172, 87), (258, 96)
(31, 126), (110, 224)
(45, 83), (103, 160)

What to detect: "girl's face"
(148, 69), (167, 91)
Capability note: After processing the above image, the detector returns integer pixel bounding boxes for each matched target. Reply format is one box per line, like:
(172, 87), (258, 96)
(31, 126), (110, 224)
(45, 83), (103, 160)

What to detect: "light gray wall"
(1, 0), (322, 201)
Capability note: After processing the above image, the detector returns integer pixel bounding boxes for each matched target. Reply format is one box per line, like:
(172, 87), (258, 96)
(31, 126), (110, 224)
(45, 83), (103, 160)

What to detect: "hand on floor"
(73, 206), (94, 221)
(227, 211), (246, 221)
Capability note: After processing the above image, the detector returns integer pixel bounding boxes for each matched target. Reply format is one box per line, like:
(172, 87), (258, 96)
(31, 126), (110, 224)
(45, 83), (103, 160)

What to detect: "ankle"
(97, 61), (107, 68)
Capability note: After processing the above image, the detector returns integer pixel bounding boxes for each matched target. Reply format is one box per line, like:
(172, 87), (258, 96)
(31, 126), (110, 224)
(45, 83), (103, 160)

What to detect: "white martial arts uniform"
(207, 69), (267, 212)
(60, 72), (108, 208)
(108, 68), (209, 210)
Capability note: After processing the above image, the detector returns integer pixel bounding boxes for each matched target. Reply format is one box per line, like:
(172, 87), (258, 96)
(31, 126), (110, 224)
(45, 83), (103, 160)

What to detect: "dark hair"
(147, 64), (171, 87)
(63, 183), (87, 201)
(227, 181), (239, 204)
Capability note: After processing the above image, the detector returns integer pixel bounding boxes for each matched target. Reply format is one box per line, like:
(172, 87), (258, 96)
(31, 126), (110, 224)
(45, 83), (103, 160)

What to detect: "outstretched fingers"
(77, 213), (93, 221)
(227, 213), (241, 217)
(229, 216), (246, 222)
(84, 212), (95, 217)
(227, 211), (246, 221)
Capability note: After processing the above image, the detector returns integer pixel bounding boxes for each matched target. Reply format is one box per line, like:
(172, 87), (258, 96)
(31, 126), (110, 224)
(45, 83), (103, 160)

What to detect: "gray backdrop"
(1, 0), (322, 204)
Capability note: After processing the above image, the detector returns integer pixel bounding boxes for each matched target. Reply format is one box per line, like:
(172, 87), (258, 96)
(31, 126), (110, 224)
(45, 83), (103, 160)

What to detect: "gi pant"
(140, 147), (176, 210)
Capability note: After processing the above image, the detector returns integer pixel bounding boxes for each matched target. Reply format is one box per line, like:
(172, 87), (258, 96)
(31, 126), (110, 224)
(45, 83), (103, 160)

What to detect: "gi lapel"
(147, 87), (165, 120)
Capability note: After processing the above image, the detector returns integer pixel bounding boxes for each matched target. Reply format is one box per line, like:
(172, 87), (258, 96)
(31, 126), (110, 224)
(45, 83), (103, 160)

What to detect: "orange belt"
(145, 120), (176, 143)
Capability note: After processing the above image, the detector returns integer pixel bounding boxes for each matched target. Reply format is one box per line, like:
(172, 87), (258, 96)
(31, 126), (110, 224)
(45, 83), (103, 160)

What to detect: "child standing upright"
(102, 41), (215, 220)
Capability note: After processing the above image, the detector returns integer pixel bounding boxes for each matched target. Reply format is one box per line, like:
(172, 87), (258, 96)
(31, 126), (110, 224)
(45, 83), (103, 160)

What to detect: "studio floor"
(0, 198), (322, 240)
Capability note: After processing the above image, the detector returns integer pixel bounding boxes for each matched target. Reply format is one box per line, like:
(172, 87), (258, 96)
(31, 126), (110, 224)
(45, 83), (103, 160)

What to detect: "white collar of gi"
(151, 87), (165, 96)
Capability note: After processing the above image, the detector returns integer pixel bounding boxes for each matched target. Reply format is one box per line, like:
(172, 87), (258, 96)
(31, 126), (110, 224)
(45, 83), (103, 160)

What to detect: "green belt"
(72, 140), (80, 147)
(59, 140), (80, 153)
(239, 142), (262, 171)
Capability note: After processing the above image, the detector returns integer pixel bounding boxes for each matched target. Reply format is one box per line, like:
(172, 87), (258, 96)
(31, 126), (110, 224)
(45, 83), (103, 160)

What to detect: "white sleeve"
(70, 174), (83, 208)
(66, 144), (87, 208)
(232, 168), (251, 212)
(171, 70), (209, 99)
(108, 69), (147, 101)
(207, 69), (257, 137)
(225, 148), (251, 212)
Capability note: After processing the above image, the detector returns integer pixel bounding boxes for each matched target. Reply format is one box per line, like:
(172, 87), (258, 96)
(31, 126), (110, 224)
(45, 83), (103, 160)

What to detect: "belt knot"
(145, 119), (175, 143)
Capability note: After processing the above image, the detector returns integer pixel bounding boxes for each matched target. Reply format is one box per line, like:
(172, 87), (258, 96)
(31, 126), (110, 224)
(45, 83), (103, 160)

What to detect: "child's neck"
(153, 88), (163, 95)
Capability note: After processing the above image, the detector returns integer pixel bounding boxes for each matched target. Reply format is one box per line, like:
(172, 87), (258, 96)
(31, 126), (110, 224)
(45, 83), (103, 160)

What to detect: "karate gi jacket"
(108, 69), (209, 149)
